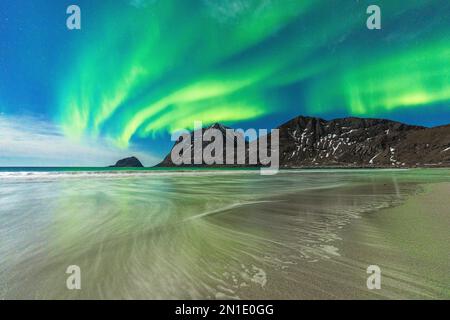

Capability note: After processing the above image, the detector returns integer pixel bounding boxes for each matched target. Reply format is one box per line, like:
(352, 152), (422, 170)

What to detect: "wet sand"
(337, 182), (450, 299)
(1, 169), (449, 299)
(238, 182), (450, 299)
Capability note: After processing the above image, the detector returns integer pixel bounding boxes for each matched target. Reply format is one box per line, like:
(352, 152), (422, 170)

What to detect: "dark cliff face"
(156, 116), (450, 168)
(278, 116), (450, 167)
(392, 124), (450, 166)
(280, 116), (413, 167)
(110, 156), (144, 168)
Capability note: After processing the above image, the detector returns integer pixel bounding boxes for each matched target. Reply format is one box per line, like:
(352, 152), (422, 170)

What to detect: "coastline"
(350, 182), (450, 298)
(290, 182), (450, 299)
(1, 169), (449, 299)
(1, 165), (449, 172)
(238, 182), (450, 299)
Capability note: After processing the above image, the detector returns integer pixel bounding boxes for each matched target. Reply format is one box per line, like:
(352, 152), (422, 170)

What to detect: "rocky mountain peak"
(155, 115), (450, 168)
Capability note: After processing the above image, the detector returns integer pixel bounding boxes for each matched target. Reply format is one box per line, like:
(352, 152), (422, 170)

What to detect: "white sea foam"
(0, 169), (261, 180)
(0, 167), (412, 180)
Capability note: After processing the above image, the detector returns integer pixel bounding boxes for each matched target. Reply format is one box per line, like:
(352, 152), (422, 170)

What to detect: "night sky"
(0, 0), (449, 166)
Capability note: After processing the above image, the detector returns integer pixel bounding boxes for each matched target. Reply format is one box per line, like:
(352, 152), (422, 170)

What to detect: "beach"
(0, 168), (449, 299)
(237, 182), (450, 299)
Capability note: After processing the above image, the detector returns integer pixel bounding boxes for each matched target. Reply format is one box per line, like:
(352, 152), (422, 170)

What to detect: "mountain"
(110, 156), (144, 167)
(157, 123), (256, 167)
(156, 116), (450, 168)
(278, 116), (450, 167)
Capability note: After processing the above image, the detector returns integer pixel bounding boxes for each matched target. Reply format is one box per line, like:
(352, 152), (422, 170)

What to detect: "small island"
(109, 156), (143, 168)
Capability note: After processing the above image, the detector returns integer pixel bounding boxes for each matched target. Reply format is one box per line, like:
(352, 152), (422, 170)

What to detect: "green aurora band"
(58, 0), (450, 148)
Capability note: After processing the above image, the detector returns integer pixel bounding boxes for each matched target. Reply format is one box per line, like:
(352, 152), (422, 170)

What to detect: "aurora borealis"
(1, 0), (450, 165)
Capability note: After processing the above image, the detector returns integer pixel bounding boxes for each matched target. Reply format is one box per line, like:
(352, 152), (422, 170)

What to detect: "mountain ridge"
(152, 115), (450, 168)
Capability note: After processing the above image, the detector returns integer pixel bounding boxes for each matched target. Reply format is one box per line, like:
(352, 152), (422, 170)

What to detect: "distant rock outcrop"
(156, 116), (450, 168)
(110, 156), (143, 168)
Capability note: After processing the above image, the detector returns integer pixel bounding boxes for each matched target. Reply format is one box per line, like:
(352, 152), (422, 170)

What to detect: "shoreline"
(235, 182), (450, 299)
(1, 170), (449, 299)
(0, 164), (449, 171)
(354, 182), (450, 298)
(317, 182), (449, 299)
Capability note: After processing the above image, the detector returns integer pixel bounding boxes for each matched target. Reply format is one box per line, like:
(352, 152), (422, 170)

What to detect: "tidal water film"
(0, 169), (449, 299)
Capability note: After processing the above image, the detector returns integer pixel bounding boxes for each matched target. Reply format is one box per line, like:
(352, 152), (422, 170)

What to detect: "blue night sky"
(0, 0), (449, 166)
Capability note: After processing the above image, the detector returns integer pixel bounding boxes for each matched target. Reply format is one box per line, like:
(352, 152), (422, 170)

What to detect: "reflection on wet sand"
(0, 169), (449, 299)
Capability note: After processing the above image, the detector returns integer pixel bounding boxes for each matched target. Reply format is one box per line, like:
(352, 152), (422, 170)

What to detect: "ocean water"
(0, 168), (449, 299)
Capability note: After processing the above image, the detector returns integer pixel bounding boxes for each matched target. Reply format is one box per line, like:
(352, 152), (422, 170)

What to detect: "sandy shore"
(334, 182), (450, 299)
(2, 171), (449, 299)
(238, 182), (450, 299)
